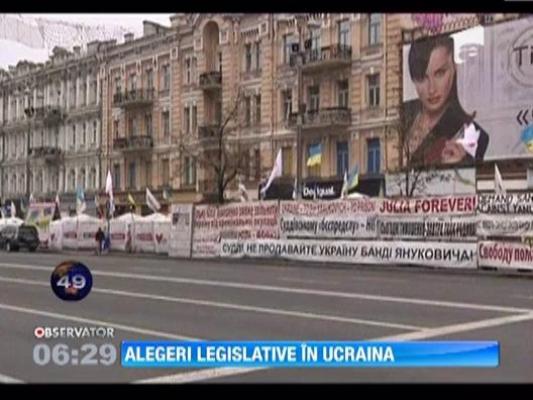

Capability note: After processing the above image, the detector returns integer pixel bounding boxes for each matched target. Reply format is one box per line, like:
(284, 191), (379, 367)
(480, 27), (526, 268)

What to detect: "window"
(254, 149), (261, 181)
(336, 141), (349, 177)
(192, 57), (198, 83)
(113, 120), (119, 139)
(69, 170), (76, 191)
(145, 161), (152, 187)
(282, 89), (292, 121)
(162, 159), (170, 186)
(146, 69), (154, 89)
(338, 80), (349, 108)
(218, 52), (222, 74)
(92, 121), (97, 144)
(72, 124), (76, 148)
(89, 168), (96, 189)
(367, 138), (381, 174)
(307, 143), (321, 177)
(283, 34), (296, 64)
(245, 97), (251, 126)
(282, 146), (292, 176)
(162, 111), (170, 137)
(338, 20), (350, 47)
(192, 105), (197, 133)
(310, 28), (321, 51)
(81, 123), (86, 146)
(367, 74), (380, 108)
(129, 116), (136, 136)
(184, 107), (190, 134)
(113, 164), (121, 190)
(129, 73), (136, 91)
(255, 94), (261, 125)
(185, 58), (191, 84)
(184, 157), (196, 186)
(369, 13), (381, 46)
(145, 114), (152, 136)
(161, 64), (170, 91)
(245, 44), (252, 72)
(255, 41), (261, 70)
(114, 76), (121, 94)
(308, 86), (320, 112)
(128, 162), (136, 189)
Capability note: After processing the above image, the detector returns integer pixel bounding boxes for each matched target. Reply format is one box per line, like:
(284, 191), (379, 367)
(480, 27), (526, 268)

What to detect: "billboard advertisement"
(402, 16), (533, 166)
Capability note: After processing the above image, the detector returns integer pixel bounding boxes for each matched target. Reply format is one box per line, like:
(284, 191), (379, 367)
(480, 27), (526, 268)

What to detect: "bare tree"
(179, 90), (250, 204)
(387, 104), (441, 198)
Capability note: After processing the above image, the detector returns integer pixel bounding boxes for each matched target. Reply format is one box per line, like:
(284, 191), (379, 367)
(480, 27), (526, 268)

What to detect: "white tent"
(49, 219), (63, 251)
(109, 213), (144, 252)
(77, 214), (104, 250)
(0, 217), (24, 227)
(144, 213), (171, 254)
(60, 216), (79, 249)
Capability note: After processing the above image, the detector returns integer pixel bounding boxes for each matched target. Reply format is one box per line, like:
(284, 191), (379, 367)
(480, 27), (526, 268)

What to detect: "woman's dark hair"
(408, 35), (455, 82)
(407, 35), (473, 121)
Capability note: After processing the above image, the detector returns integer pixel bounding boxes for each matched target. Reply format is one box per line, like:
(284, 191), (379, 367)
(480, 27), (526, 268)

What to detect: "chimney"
(124, 33), (134, 43)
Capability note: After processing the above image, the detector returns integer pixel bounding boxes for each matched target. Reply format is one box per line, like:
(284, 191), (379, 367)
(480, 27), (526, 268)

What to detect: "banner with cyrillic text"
(221, 239), (477, 269)
(377, 216), (477, 241)
(169, 204), (193, 258)
(193, 202), (279, 258)
(477, 215), (533, 238)
(280, 199), (378, 239)
(477, 194), (533, 215)
(478, 241), (533, 270)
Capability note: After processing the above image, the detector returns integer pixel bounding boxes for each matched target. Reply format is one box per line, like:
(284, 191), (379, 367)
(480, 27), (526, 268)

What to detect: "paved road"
(1, 251), (533, 383)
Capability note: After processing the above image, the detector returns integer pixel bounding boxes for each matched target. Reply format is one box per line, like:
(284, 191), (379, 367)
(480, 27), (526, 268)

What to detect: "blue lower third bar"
(121, 341), (499, 368)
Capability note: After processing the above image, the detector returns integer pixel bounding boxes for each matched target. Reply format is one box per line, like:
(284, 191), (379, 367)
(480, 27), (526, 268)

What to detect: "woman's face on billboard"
(413, 45), (455, 115)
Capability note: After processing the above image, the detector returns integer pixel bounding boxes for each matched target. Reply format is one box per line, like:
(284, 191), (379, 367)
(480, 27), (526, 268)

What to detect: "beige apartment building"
(3, 13), (524, 213)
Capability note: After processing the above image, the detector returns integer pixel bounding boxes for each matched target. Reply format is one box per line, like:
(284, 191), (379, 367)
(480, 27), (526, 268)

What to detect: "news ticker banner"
(121, 341), (498, 368)
(221, 239), (477, 269)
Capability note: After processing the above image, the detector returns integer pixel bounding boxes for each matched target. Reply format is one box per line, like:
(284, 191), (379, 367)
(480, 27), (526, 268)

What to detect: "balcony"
(291, 44), (352, 73)
(28, 146), (62, 164)
(113, 88), (155, 108)
(24, 106), (63, 125)
(113, 135), (153, 152)
(198, 124), (220, 140)
(199, 71), (222, 91)
(287, 107), (352, 129)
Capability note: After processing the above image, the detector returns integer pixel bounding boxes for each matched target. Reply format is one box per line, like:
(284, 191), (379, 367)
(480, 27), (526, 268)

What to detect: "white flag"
(494, 164), (506, 195)
(10, 201), (16, 217)
(340, 171), (348, 199)
(29, 193), (35, 204)
(105, 170), (114, 201)
(292, 177), (297, 200)
(146, 188), (161, 212)
(261, 149), (282, 195)
(238, 182), (249, 202)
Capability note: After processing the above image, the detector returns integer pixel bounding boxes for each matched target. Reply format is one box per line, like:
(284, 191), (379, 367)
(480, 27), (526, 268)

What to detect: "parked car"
(0, 224), (40, 252)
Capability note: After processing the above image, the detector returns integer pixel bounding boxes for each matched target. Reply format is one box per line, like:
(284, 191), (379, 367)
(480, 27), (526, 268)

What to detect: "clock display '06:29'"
(33, 343), (117, 366)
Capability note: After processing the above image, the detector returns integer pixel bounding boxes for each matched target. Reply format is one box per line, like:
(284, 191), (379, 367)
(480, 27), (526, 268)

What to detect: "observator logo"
(34, 326), (115, 339)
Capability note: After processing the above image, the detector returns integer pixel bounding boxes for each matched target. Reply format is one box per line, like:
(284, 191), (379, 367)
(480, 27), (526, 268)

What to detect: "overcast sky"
(0, 14), (175, 69)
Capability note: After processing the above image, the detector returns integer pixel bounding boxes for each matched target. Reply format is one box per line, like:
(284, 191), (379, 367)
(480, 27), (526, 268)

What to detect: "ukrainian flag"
(306, 143), (322, 167)
(342, 165), (359, 197)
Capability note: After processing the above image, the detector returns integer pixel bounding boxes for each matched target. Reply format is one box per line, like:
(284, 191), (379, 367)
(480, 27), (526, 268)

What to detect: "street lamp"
(294, 14), (306, 200)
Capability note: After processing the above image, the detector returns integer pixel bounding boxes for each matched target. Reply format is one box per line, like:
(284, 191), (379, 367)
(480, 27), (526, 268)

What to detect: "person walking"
(95, 227), (105, 255)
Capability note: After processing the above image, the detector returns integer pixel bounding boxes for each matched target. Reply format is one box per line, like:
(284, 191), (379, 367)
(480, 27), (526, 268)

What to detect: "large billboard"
(402, 16), (533, 166)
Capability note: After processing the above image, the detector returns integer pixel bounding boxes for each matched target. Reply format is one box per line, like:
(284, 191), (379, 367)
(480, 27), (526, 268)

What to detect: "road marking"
(0, 276), (424, 331)
(1, 262), (531, 314)
(1, 291), (532, 383)
(0, 302), (198, 341)
(0, 373), (23, 383)
(137, 312), (533, 384)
